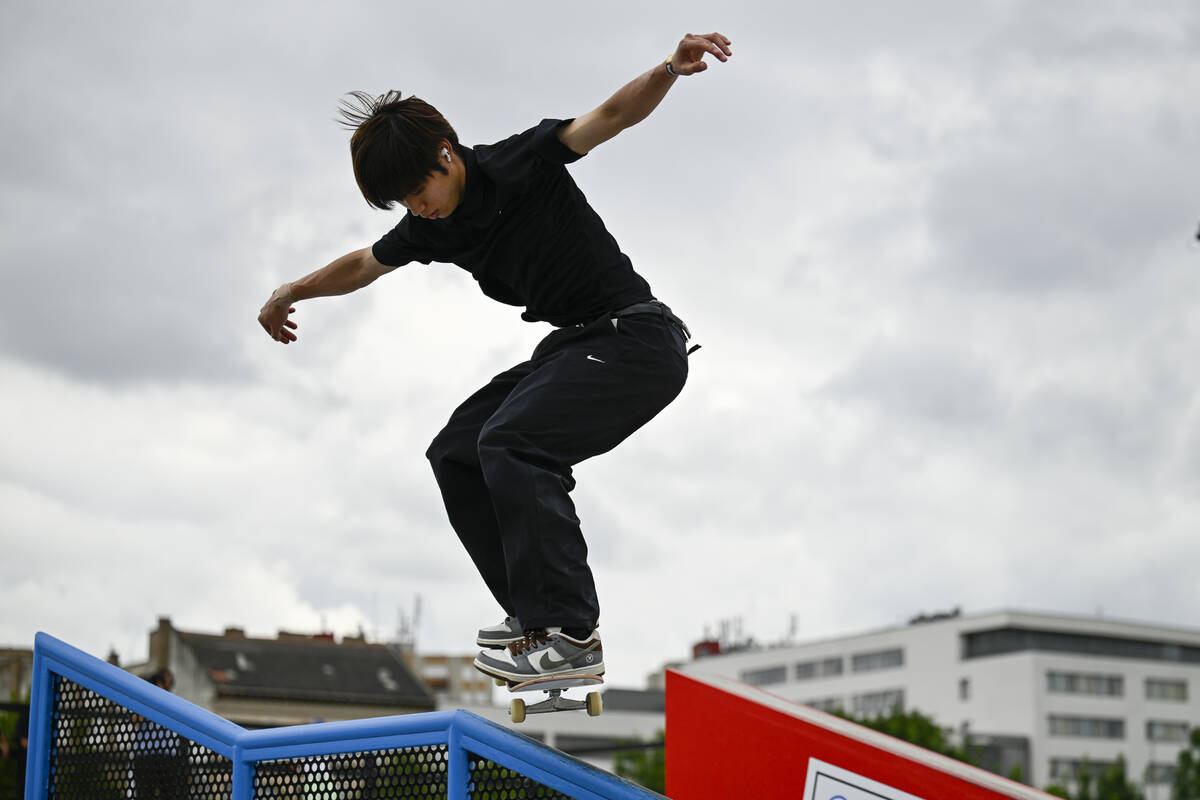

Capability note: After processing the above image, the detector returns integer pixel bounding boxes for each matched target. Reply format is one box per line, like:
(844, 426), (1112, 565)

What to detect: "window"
(1046, 671), (1123, 697)
(740, 665), (787, 686)
(851, 648), (904, 673)
(1048, 715), (1125, 739)
(795, 657), (844, 681)
(959, 678), (970, 701)
(1146, 763), (1178, 785)
(1049, 759), (1119, 781)
(963, 627), (1200, 663)
(803, 696), (844, 713)
(1146, 678), (1188, 702)
(852, 689), (904, 717)
(1146, 720), (1189, 743)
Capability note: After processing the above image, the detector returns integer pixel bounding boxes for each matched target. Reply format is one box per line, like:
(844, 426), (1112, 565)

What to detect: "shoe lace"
(507, 630), (551, 657)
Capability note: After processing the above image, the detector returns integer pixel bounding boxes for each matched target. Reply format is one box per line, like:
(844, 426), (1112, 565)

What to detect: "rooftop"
(176, 627), (434, 709)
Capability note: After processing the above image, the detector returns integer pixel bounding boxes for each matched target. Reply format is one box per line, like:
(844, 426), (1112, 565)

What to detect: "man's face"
(401, 147), (465, 220)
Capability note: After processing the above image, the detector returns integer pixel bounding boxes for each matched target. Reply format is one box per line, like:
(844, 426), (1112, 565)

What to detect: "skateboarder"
(258, 32), (732, 684)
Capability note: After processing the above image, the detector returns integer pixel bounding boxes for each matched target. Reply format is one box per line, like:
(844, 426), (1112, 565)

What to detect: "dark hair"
(338, 91), (460, 210)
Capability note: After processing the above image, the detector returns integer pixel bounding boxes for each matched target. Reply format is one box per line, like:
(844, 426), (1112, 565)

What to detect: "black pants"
(426, 311), (689, 630)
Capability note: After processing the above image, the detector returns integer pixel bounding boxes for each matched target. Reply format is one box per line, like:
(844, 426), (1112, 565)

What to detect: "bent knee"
(475, 420), (515, 460)
(427, 427), (481, 471)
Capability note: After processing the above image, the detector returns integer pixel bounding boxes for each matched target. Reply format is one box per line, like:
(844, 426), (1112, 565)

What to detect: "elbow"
(357, 247), (391, 287)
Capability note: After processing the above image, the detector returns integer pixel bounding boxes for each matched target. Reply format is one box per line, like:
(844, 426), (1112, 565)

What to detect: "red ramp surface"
(666, 670), (1057, 800)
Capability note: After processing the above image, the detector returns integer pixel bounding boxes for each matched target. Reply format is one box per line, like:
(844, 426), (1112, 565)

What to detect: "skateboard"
(494, 673), (604, 723)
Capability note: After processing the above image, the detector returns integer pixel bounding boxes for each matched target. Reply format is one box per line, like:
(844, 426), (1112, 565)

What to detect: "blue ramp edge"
(26, 632), (665, 800)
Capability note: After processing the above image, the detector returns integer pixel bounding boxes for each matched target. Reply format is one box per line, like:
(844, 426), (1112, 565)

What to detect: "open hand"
(258, 285), (299, 343)
(670, 32), (733, 76)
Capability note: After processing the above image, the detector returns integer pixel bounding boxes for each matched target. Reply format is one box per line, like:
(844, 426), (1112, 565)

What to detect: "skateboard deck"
(497, 673), (604, 723)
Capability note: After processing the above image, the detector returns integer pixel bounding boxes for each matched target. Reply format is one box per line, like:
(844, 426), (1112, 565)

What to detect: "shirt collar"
(452, 144), (486, 220)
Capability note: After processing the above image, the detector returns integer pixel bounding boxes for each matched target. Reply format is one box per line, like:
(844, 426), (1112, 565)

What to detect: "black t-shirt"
(371, 118), (653, 326)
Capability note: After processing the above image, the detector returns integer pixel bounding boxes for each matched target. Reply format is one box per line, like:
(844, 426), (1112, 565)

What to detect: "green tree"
(1095, 756), (1144, 800)
(0, 710), (18, 800)
(834, 708), (1151, 800)
(1173, 728), (1200, 800)
(835, 707), (974, 765)
(613, 733), (665, 794)
(0, 693), (29, 800)
(1044, 756), (1144, 800)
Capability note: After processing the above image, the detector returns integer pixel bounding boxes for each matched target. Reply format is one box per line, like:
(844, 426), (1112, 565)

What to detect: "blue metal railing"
(26, 632), (662, 800)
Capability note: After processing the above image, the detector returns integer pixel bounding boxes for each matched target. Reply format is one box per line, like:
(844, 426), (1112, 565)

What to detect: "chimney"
(150, 617), (173, 670)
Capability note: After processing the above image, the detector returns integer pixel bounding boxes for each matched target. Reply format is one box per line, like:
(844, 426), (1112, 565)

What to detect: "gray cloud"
(3, 1), (1199, 691)
(826, 344), (1004, 430)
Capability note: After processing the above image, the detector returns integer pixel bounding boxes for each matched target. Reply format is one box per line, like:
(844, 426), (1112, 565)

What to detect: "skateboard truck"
(498, 674), (604, 724)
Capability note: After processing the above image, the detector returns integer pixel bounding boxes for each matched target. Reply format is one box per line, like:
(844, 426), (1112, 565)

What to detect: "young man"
(258, 32), (732, 683)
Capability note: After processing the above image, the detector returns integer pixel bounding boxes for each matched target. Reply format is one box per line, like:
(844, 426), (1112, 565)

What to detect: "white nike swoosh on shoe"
(586, 355), (606, 363)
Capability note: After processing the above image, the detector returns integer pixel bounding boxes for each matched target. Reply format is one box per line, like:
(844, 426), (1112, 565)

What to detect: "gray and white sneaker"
(473, 628), (604, 683)
(476, 616), (525, 649)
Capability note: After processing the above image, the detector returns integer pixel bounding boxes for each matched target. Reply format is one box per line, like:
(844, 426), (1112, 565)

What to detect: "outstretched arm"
(257, 247), (394, 344)
(558, 32), (732, 155)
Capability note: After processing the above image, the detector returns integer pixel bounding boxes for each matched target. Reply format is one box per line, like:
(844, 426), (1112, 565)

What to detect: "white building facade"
(679, 610), (1198, 794)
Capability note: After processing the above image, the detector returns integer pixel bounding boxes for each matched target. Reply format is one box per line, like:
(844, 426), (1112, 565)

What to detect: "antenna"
(395, 605), (410, 646)
(394, 594), (424, 652)
(412, 594), (423, 651)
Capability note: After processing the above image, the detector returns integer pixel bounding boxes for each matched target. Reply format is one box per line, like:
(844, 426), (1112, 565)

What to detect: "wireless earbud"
(441, 147), (451, 162)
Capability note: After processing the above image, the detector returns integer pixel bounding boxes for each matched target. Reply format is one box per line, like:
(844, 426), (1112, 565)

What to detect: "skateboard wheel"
(586, 691), (602, 717)
(510, 698), (526, 724)
(495, 678), (506, 687)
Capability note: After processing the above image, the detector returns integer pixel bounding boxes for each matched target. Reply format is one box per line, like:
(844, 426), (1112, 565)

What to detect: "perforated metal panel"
(41, 676), (576, 800)
(253, 745), (448, 797)
(30, 635), (662, 800)
(249, 747), (578, 799)
(47, 674), (232, 799)
(466, 753), (575, 799)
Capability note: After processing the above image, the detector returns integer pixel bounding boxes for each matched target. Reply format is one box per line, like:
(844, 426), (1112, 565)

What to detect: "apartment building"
(679, 609), (1199, 794)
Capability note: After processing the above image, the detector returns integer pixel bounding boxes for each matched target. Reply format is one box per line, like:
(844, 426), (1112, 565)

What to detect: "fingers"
(273, 323), (298, 344)
(675, 32), (732, 74)
(278, 313), (299, 343)
(696, 32), (732, 61)
(258, 305), (299, 344)
(686, 31), (729, 62)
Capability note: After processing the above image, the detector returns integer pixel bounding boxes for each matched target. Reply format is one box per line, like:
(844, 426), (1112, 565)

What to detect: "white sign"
(804, 758), (930, 800)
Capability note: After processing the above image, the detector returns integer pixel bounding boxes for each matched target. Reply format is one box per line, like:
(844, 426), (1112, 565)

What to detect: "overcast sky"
(3, 1), (1199, 697)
